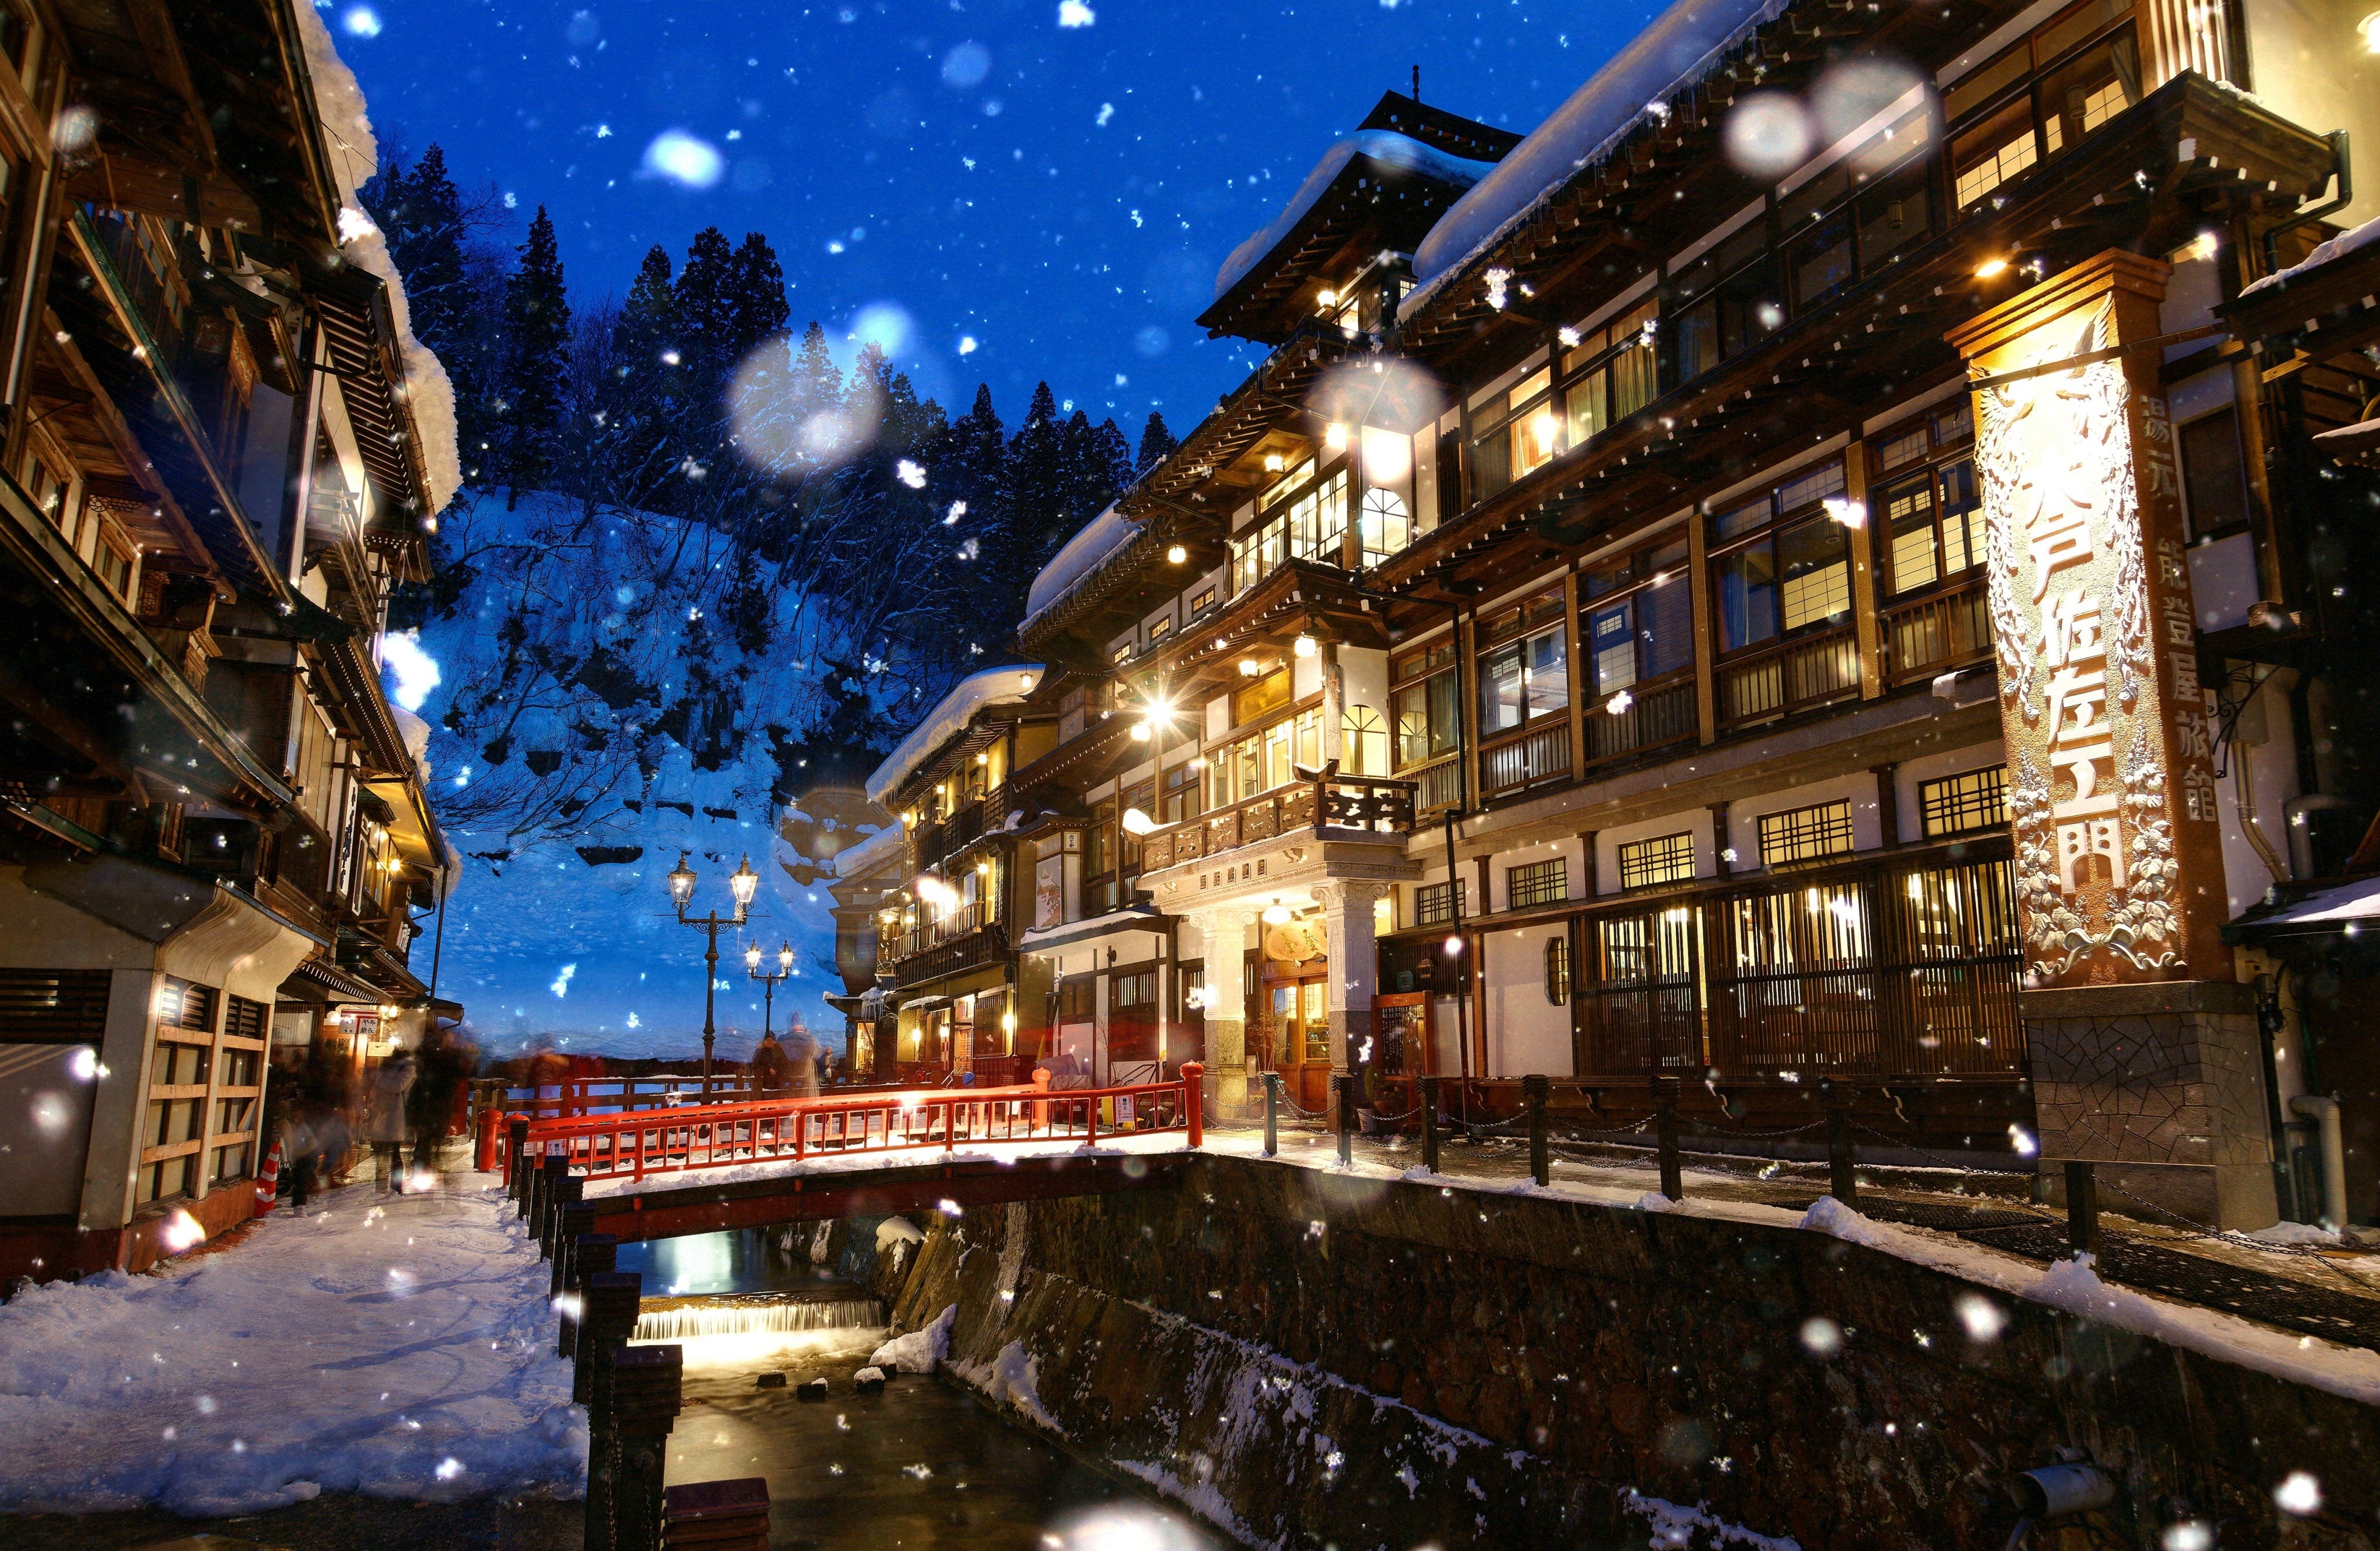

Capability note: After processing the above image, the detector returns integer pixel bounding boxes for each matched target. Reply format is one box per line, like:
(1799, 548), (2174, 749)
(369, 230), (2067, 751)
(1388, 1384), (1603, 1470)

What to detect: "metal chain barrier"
(1841, 1119), (2377, 1295)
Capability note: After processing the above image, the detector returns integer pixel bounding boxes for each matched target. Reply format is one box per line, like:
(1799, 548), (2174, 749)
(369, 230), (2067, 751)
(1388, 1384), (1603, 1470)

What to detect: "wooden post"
(550, 1201), (595, 1298)
(1845, 434), (1884, 699)
(1655, 1077), (1683, 1201)
(1709, 801), (1734, 877)
(1524, 1073), (1550, 1187)
(544, 1180), (586, 1266)
(507, 1116), (531, 1201)
(2065, 1160), (2100, 1258)
(1420, 1074), (1441, 1174)
(560, 1233), (617, 1359)
(1181, 1062), (1204, 1147)
(593, 1344), (682, 1551)
(1826, 1086), (1858, 1206)
(1871, 761), (1902, 850)
(1262, 1070), (1281, 1158)
(575, 1271), (643, 1406)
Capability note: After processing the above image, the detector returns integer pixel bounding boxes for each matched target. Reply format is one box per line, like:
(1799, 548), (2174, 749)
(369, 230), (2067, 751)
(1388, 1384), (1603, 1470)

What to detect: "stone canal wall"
(871, 1154), (2378, 1549)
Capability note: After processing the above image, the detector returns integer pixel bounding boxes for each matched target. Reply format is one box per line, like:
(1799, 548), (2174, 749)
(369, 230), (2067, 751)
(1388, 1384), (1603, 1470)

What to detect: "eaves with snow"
(294, 2), (463, 515)
(1401, 0), (1793, 323)
(865, 664), (1046, 809)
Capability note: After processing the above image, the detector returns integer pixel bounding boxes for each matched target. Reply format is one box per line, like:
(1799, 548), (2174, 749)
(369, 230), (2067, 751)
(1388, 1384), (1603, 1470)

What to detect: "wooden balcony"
(886, 902), (1009, 988)
(1141, 773), (1415, 872)
(1478, 719), (1570, 801)
(1584, 675), (1698, 768)
(1402, 757), (1461, 816)
(1715, 625), (1859, 731)
(1881, 581), (1991, 688)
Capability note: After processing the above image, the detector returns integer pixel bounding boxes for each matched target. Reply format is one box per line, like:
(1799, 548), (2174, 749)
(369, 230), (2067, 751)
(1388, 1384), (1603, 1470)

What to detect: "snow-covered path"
(0, 1180), (584, 1516)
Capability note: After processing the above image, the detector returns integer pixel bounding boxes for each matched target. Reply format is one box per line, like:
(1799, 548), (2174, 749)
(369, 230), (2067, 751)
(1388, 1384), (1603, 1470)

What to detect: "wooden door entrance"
(1256, 962), (1333, 1116)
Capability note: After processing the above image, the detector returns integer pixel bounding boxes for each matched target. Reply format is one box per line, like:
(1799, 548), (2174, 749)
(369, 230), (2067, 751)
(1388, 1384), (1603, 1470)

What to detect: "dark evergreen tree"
(499, 206), (570, 500)
(673, 226), (737, 392)
(600, 246), (685, 508)
(724, 233), (790, 363)
(942, 384), (1008, 557)
(995, 382), (1065, 611)
(362, 144), (501, 488)
(1136, 410), (1178, 473)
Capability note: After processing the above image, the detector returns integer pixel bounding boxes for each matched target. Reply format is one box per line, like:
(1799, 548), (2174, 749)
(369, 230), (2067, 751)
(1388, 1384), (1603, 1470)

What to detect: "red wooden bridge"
(497, 1066), (1205, 1242)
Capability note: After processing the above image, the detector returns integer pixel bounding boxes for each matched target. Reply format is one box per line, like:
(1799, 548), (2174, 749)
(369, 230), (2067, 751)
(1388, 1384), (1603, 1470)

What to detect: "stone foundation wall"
(882, 1156), (2377, 1550)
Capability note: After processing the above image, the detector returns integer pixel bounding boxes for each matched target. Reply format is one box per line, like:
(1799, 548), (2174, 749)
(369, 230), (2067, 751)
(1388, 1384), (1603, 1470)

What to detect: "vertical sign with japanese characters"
(1946, 251), (2231, 987)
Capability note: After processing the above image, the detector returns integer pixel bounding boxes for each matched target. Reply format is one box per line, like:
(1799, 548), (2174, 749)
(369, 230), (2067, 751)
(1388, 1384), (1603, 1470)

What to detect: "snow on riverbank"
(0, 1182), (583, 1515)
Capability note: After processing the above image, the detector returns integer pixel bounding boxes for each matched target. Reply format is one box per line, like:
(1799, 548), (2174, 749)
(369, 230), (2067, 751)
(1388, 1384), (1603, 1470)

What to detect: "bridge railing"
(512, 1065), (1205, 1185)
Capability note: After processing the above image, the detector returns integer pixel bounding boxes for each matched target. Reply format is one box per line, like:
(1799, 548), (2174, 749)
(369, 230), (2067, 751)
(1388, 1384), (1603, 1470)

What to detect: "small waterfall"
(635, 1294), (885, 1341)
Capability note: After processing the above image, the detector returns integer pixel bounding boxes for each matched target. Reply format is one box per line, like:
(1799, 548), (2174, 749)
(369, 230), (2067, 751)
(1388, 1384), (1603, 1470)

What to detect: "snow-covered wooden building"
(0, 0), (461, 1276)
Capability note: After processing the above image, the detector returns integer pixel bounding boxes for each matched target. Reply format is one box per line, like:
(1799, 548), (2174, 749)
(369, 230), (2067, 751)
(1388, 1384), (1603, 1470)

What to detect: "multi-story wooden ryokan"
(0, 0), (459, 1276)
(844, 0), (2380, 1231)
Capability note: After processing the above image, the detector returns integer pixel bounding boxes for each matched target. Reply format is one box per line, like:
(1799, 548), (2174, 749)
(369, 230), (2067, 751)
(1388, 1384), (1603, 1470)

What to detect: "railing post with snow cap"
(1262, 1070), (1281, 1158)
(1182, 1063), (1204, 1147)
(1420, 1075), (1441, 1174)
(2065, 1160), (2099, 1258)
(1655, 1076), (1683, 1202)
(1524, 1073), (1550, 1187)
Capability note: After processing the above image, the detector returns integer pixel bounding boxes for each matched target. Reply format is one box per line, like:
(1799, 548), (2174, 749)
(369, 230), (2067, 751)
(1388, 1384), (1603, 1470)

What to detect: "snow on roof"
(2239, 212), (2380, 297)
(294, 2), (463, 515)
(1404, 0), (1790, 314)
(1213, 131), (1499, 302)
(2235, 874), (2380, 937)
(865, 663), (1046, 808)
(1022, 504), (1134, 626)
(833, 822), (906, 882)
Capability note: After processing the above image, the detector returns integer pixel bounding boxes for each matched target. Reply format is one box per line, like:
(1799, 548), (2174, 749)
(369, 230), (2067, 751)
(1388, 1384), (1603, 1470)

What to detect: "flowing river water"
(620, 1229), (1222, 1550)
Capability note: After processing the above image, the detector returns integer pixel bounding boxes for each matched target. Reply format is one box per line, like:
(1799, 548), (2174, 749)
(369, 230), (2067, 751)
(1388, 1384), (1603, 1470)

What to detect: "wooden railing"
(1585, 675), (1699, 768)
(1479, 720), (1570, 798)
(1141, 773), (1415, 870)
(1402, 757), (1461, 815)
(1881, 581), (1991, 686)
(885, 904), (1007, 987)
(1579, 843), (2025, 1080)
(514, 1070), (1203, 1185)
(1715, 626), (1860, 730)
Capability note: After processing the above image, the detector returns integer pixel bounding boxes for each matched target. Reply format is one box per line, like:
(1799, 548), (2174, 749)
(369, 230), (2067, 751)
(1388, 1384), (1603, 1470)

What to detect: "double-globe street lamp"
(667, 850), (760, 1096)
(745, 940), (796, 1038)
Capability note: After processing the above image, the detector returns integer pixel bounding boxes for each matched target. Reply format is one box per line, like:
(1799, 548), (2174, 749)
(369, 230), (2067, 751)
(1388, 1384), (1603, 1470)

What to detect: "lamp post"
(745, 940), (794, 1037)
(668, 851), (760, 1097)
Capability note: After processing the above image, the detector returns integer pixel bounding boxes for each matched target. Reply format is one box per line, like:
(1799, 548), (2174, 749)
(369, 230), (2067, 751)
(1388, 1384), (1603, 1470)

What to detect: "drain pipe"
(2289, 1094), (2349, 1233)
(2005, 1463), (2116, 1550)
(2263, 131), (2353, 276)
(2234, 738), (2290, 886)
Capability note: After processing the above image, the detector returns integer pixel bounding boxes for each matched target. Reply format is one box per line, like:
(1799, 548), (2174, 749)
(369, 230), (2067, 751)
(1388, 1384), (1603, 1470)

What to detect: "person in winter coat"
(407, 1028), (466, 1173)
(750, 1032), (790, 1098)
(281, 1101), (320, 1212)
(362, 1049), (417, 1193)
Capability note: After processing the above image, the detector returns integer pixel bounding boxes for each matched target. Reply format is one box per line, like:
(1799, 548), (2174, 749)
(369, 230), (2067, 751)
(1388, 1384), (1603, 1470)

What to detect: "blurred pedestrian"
(751, 1030), (790, 1098)
(282, 1099), (320, 1211)
(362, 1047), (416, 1192)
(409, 1026), (466, 1174)
(783, 1023), (821, 1099)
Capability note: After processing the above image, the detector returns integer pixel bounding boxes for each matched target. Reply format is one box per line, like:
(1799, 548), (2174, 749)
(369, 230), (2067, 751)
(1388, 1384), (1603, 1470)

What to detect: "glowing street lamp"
(747, 939), (796, 1040)
(669, 851), (758, 1096)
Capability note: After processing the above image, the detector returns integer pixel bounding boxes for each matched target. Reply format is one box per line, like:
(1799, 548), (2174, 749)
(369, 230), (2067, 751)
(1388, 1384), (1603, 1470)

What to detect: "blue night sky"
(335, 0), (1647, 427)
